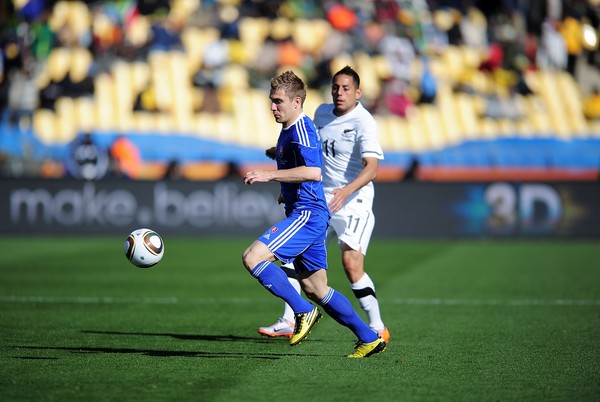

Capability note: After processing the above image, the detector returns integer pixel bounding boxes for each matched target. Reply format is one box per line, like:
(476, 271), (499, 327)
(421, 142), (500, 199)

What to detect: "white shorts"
(326, 194), (375, 255)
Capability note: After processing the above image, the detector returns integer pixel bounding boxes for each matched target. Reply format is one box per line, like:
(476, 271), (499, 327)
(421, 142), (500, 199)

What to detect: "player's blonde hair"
(270, 70), (306, 106)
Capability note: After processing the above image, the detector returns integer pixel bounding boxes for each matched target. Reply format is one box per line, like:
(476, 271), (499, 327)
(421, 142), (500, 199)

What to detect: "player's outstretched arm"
(329, 157), (378, 213)
(244, 166), (321, 185)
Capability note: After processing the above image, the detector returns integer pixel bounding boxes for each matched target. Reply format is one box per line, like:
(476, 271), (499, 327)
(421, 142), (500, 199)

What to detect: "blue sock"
(251, 261), (313, 314)
(319, 288), (378, 343)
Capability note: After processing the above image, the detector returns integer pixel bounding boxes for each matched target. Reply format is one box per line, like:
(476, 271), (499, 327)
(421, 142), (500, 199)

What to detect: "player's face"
(270, 88), (300, 128)
(331, 74), (361, 116)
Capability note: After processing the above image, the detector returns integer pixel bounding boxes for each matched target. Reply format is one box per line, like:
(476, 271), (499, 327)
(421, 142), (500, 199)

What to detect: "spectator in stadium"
(7, 62), (38, 129)
(417, 59), (437, 104)
(162, 159), (184, 180)
(66, 132), (109, 181)
(583, 86), (600, 121)
(559, 11), (584, 77)
(242, 70), (386, 358)
(108, 135), (141, 179)
(514, 66), (535, 96)
(378, 28), (415, 83)
(382, 78), (414, 117)
(257, 66), (390, 345)
(538, 19), (568, 71)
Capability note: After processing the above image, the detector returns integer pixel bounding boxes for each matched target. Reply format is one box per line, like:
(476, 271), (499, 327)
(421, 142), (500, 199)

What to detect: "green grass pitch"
(1, 236), (599, 401)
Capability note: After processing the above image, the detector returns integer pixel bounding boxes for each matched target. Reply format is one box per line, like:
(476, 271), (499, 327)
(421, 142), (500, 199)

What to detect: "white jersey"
(314, 101), (384, 206)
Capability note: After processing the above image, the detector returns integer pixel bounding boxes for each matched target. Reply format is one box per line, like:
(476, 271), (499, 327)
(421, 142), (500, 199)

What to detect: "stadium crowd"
(0, 0), (599, 180)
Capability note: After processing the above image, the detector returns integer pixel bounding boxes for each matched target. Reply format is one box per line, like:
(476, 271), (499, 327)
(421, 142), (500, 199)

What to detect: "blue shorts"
(257, 209), (328, 273)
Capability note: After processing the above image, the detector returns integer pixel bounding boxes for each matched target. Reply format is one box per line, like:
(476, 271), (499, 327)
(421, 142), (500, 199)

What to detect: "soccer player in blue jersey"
(242, 70), (386, 358)
(259, 66), (390, 344)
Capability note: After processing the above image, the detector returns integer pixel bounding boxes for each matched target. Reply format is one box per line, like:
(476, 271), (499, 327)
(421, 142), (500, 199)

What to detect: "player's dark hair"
(270, 70), (307, 105)
(333, 66), (360, 88)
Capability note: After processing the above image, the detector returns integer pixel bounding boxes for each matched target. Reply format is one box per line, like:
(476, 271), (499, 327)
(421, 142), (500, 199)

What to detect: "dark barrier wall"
(2, 179), (600, 238)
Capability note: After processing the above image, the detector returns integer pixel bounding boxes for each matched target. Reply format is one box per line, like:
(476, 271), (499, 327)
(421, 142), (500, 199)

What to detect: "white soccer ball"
(124, 228), (164, 268)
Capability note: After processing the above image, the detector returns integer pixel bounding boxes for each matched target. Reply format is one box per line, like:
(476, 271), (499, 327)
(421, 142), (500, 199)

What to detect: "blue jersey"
(275, 113), (330, 221)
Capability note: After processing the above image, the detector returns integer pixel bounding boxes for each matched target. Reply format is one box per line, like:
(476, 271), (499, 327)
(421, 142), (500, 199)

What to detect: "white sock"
(281, 263), (300, 324)
(351, 273), (385, 331)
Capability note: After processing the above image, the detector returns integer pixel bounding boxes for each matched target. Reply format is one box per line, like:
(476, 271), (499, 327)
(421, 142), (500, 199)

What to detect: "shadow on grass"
(12, 330), (323, 359)
(81, 330), (279, 342)
(16, 345), (317, 359)
(12, 356), (58, 360)
(11, 329), (327, 360)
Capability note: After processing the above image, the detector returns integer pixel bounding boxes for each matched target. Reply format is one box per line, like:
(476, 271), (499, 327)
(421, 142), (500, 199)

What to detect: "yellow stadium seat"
(439, 45), (464, 81)
(238, 17), (270, 46)
(54, 98), (78, 143)
(73, 97), (96, 132)
(354, 52), (381, 100)
(270, 17), (292, 41)
(94, 73), (116, 131)
(213, 113), (236, 143)
(437, 84), (463, 143)
(304, 89), (324, 119)
(130, 61), (151, 94)
(69, 47), (92, 84)
(497, 118), (517, 137)
(46, 47), (71, 82)
(131, 112), (156, 132)
(477, 118), (497, 139)
(33, 109), (58, 144)
(193, 113), (218, 139)
(589, 120), (600, 137)
(181, 27), (204, 71)
(419, 104), (446, 148)
(67, 1), (91, 37)
(221, 64), (249, 90)
(154, 113), (174, 133)
(292, 19), (330, 53)
(388, 116), (411, 151)
(148, 51), (173, 112)
(330, 55), (353, 77)
(556, 72), (587, 134)
(376, 116), (410, 152)
(167, 51), (193, 126)
(455, 93), (479, 140)
(112, 61), (135, 112)
(48, 1), (69, 32)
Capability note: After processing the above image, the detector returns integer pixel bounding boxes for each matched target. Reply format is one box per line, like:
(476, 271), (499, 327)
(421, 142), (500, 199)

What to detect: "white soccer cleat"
(258, 318), (295, 339)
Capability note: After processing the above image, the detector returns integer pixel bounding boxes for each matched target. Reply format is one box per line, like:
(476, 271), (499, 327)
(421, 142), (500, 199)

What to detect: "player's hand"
(329, 187), (350, 213)
(265, 147), (276, 160)
(243, 170), (270, 185)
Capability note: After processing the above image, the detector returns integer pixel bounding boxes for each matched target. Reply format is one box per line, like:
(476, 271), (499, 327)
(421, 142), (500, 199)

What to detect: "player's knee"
(300, 285), (320, 302)
(342, 252), (364, 281)
(300, 278), (330, 301)
(241, 247), (255, 271)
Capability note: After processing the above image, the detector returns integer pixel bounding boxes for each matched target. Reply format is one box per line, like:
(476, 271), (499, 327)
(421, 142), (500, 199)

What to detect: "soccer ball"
(124, 228), (164, 268)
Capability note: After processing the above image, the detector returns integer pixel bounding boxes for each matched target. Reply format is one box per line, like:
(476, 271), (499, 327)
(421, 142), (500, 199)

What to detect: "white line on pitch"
(0, 296), (599, 306)
(389, 298), (600, 306)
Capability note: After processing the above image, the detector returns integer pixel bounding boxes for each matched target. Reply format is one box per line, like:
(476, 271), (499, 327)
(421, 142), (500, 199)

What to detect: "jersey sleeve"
(294, 116), (322, 168)
(358, 113), (384, 160)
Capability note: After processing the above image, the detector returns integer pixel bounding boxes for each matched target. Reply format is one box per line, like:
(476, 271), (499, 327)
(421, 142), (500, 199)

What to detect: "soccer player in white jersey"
(244, 70), (386, 357)
(258, 66), (390, 343)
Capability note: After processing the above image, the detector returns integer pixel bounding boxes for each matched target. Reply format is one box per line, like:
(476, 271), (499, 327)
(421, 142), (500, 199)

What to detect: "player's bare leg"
(341, 243), (390, 343)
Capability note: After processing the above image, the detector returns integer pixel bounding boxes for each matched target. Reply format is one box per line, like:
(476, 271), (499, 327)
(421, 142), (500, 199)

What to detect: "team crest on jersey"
(278, 145), (284, 158)
(270, 226), (278, 233)
(342, 128), (356, 140)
